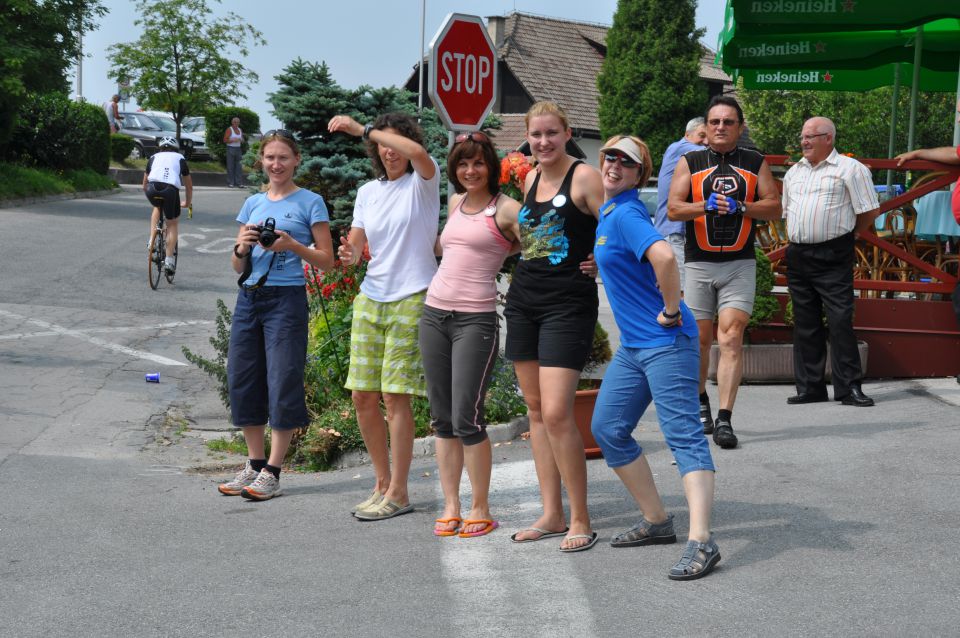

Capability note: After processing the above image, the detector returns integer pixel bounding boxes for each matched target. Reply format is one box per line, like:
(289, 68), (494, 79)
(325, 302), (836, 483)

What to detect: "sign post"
(428, 13), (498, 132)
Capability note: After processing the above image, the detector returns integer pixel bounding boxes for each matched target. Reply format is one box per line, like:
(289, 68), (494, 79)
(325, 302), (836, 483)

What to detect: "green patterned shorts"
(345, 291), (427, 396)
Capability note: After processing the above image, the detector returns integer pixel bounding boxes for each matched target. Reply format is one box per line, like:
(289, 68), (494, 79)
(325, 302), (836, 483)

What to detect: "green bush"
(204, 106), (260, 163)
(110, 134), (135, 162)
(7, 92), (109, 173)
(750, 246), (781, 330)
(64, 169), (114, 192)
(182, 298), (232, 415)
(0, 163), (114, 199)
(485, 356), (527, 425)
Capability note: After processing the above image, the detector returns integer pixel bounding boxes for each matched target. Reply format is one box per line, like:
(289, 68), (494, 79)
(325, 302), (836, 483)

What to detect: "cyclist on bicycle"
(143, 136), (193, 275)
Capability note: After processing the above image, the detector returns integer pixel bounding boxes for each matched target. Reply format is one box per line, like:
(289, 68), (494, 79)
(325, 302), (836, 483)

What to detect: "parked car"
(138, 111), (212, 161)
(639, 186), (658, 218)
(116, 112), (166, 159)
(182, 116), (205, 135)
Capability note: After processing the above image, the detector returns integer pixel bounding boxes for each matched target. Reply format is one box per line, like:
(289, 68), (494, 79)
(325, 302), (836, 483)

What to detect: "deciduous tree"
(107, 0), (264, 141)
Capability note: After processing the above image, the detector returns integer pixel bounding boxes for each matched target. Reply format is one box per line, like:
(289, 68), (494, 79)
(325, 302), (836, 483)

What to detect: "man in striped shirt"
(782, 117), (879, 407)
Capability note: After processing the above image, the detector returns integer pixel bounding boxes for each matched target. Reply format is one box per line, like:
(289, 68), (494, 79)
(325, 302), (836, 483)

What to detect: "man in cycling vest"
(667, 96), (781, 450)
(143, 137), (193, 274)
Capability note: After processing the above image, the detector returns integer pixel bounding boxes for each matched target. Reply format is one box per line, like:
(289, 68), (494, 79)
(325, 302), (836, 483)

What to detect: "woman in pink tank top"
(419, 131), (521, 538)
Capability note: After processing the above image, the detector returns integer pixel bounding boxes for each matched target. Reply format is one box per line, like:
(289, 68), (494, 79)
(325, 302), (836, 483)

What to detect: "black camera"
(256, 217), (279, 247)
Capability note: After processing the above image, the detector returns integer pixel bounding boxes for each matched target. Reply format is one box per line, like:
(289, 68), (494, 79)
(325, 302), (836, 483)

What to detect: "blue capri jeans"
(590, 333), (715, 476)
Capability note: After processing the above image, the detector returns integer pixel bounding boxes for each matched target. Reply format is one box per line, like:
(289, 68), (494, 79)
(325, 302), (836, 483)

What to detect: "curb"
(110, 167), (231, 187)
(0, 187), (121, 209)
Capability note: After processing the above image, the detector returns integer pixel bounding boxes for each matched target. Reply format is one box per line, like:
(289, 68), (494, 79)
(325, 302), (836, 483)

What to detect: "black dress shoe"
(837, 386), (874, 407)
(787, 392), (829, 405)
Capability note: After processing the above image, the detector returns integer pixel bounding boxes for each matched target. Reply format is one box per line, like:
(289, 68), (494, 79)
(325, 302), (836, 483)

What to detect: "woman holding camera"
(217, 130), (335, 501)
(328, 112), (440, 521)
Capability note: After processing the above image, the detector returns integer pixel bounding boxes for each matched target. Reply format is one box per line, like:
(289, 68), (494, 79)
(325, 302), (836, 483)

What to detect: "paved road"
(2, 188), (959, 636)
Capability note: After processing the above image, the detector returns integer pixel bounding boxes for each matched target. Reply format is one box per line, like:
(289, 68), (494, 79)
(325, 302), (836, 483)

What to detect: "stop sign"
(428, 14), (498, 131)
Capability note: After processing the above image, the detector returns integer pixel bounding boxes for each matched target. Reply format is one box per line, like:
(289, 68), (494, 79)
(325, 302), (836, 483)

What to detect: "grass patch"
(207, 432), (250, 456)
(0, 163), (115, 200)
(111, 158), (232, 173)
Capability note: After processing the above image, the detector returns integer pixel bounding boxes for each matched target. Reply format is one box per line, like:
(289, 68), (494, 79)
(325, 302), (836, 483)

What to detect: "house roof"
(493, 13), (609, 132)
(488, 113), (527, 153)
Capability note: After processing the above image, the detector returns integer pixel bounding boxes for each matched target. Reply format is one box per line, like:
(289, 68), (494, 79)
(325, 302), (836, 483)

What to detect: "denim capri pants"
(227, 285), (309, 430)
(590, 333), (714, 476)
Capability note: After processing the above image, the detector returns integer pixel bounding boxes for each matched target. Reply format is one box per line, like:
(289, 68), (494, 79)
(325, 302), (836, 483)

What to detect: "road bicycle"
(148, 203), (191, 290)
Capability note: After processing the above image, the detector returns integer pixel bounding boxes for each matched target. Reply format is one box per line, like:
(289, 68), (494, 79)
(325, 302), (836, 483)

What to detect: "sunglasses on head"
(454, 131), (490, 145)
(603, 153), (640, 169)
(262, 129), (295, 140)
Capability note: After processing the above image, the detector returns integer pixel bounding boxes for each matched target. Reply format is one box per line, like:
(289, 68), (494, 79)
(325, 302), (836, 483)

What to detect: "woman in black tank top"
(505, 101), (605, 552)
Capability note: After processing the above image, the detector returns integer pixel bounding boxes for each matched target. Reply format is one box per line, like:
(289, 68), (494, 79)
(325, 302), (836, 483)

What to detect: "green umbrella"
(737, 64), (958, 92)
(727, 0), (960, 32)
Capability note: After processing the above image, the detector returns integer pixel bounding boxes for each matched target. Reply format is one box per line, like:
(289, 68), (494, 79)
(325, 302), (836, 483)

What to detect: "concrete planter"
(708, 341), (869, 384)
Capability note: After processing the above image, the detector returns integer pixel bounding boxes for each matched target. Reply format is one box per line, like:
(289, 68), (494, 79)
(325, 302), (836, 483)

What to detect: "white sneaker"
(217, 461), (259, 496)
(164, 259), (176, 275)
(241, 469), (281, 501)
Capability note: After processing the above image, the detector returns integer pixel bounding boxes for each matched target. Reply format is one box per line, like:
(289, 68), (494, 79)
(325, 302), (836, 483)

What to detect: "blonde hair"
(525, 101), (570, 132)
(599, 135), (653, 188)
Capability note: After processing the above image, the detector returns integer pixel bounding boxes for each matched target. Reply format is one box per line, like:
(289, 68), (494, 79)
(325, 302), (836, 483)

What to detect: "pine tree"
(597, 0), (707, 166)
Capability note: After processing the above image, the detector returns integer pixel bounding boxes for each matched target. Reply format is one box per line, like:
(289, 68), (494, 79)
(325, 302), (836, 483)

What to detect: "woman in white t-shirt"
(328, 112), (440, 521)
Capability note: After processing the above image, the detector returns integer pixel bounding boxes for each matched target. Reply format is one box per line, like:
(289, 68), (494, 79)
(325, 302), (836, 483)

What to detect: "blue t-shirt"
(595, 189), (697, 348)
(236, 189), (329, 287)
(654, 137), (702, 237)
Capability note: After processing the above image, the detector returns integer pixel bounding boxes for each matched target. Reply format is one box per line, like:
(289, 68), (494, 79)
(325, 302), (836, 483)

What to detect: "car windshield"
(145, 115), (177, 133)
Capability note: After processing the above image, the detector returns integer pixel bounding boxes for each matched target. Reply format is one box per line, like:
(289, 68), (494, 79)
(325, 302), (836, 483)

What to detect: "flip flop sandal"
(434, 517), (462, 537)
(354, 499), (414, 521)
(458, 520), (499, 538)
(510, 527), (570, 543)
(351, 490), (383, 514)
(559, 532), (599, 553)
(668, 537), (722, 580)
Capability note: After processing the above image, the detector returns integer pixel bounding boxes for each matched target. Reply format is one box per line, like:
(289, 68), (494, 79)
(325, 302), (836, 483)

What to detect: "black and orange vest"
(683, 146), (764, 262)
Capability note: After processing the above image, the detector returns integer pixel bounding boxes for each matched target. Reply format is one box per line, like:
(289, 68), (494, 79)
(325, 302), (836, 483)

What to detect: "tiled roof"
(488, 113), (527, 153)
(494, 13), (608, 132)
(491, 13), (732, 134)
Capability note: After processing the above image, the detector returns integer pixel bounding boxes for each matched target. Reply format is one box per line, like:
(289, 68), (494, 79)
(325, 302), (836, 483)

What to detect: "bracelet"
(362, 123), (374, 140)
(662, 307), (681, 319)
(233, 243), (249, 259)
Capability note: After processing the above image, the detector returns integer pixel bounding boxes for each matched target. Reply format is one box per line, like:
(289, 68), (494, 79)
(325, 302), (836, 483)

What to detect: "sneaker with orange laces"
(241, 469), (281, 501)
(217, 461), (259, 496)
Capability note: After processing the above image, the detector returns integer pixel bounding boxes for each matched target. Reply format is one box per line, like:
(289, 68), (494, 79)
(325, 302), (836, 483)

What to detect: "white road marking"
(196, 237), (236, 253)
(0, 309), (187, 366)
(438, 457), (596, 634)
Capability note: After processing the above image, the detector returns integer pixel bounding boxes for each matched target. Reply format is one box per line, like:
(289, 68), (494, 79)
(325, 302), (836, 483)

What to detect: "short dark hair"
(447, 134), (500, 195)
(705, 95), (744, 124)
(365, 112), (424, 179)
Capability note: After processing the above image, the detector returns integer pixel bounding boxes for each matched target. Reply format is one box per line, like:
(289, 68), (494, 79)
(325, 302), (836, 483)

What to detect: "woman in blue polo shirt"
(591, 135), (720, 581)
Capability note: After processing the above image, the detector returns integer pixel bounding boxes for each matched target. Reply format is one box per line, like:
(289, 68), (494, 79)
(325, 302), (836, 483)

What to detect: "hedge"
(6, 92), (110, 173)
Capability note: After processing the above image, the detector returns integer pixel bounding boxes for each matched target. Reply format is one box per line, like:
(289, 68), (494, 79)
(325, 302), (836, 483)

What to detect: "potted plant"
(572, 322), (613, 459)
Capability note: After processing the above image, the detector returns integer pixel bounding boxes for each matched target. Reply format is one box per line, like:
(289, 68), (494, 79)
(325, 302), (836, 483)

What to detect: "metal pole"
(75, 25), (83, 101)
(418, 0), (426, 113)
(885, 63), (901, 191)
(906, 26), (923, 152)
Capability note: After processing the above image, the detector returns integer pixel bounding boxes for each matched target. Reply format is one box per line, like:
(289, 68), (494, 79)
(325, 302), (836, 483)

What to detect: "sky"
(69, 0), (727, 131)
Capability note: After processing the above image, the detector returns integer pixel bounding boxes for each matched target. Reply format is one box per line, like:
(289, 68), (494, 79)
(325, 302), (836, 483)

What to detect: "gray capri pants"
(418, 304), (499, 446)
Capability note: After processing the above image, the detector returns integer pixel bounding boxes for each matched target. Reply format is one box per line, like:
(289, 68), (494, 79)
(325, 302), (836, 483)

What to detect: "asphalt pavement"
(2, 187), (959, 637)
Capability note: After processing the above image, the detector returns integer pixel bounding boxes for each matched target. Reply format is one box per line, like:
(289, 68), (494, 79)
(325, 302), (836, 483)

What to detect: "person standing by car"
(104, 95), (123, 133)
(591, 134), (720, 580)
(506, 101), (604, 552)
(142, 137), (192, 275)
(328, 112), (440, 522)
(654, 117), (706, 292)
(218, 130), (335, 500)
(223, 116), (244, 187)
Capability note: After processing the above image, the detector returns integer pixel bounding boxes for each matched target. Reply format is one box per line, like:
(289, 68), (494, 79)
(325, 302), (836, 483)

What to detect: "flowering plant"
(499, 151), (534, 200)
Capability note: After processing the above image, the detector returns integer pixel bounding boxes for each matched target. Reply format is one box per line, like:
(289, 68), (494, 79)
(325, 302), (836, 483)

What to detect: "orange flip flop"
(434, 517), (462, 537)
(458, 519), (499, 538)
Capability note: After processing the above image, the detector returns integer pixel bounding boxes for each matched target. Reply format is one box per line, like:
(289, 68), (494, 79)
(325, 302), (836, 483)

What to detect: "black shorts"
(145, 182), (181, 220)
(504, 301), (598, 371)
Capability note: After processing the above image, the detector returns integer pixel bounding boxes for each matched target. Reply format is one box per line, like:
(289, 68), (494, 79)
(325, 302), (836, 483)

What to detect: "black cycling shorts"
(145, 181), (181, 220)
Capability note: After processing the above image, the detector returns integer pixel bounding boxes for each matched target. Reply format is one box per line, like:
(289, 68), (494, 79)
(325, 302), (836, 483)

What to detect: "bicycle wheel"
(148, 225), (164, 290)
(164, 238), (178, 284)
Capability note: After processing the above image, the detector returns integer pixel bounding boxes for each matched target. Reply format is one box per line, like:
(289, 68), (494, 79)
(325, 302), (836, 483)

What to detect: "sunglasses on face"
(707, 118), (740, 127)
(454, 131), (490, 145)
(603, 153), (640, 169)
(262, 129), (295, 140)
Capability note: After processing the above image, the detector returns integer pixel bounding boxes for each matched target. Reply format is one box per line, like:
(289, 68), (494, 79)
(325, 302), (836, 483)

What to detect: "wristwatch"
(662, 307), (681, 319)
(362, 123), (374, 140)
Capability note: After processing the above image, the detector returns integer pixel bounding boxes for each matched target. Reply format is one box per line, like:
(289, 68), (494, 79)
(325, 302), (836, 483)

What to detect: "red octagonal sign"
(428, 14), (498, 131)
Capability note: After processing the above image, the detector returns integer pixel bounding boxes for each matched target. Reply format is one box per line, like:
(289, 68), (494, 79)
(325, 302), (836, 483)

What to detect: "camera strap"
(237, 252), (277, 289)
